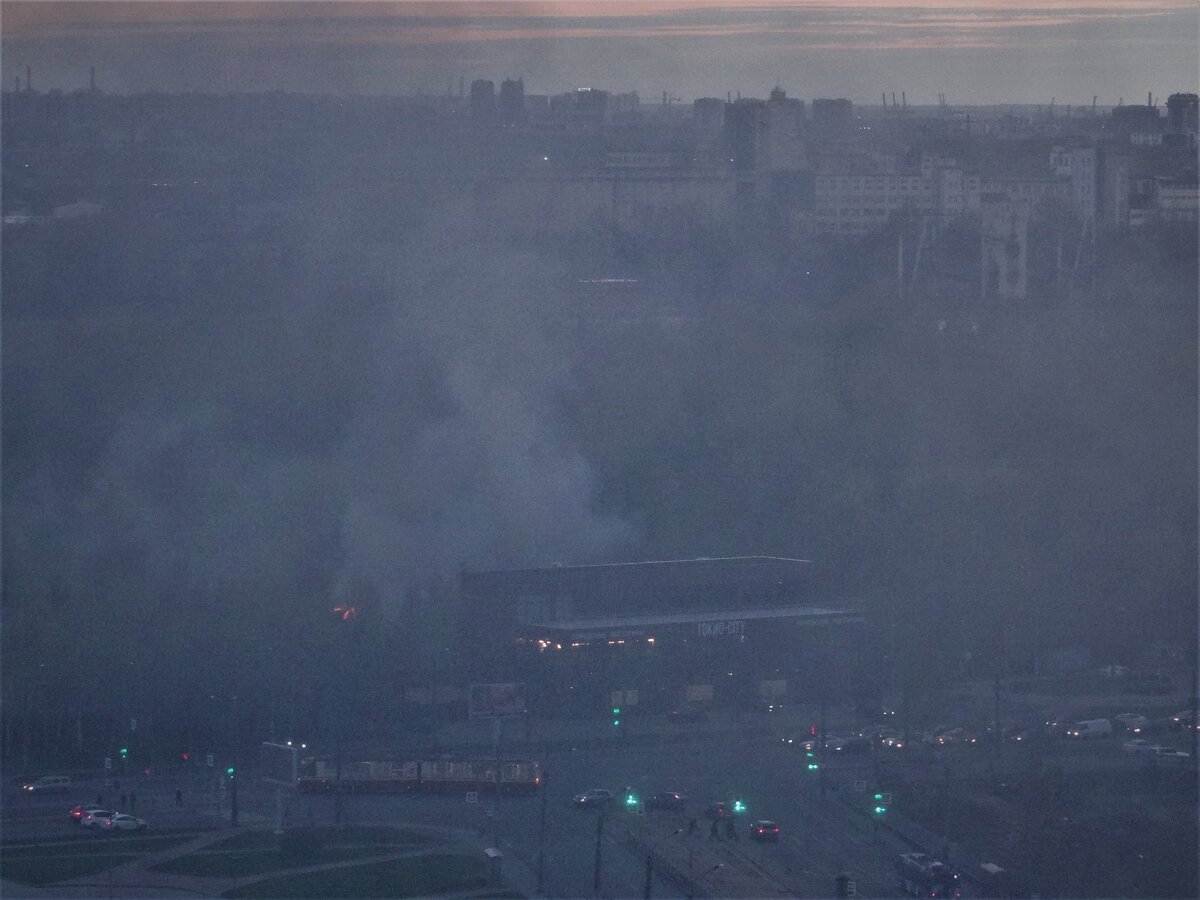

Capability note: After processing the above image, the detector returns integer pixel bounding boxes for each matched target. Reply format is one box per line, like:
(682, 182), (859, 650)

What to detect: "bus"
(297, 757), (541, 795)
(896, 852), (963, 898)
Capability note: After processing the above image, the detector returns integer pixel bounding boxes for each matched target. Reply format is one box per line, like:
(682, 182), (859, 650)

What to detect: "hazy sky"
(3, 1), (1196, 104)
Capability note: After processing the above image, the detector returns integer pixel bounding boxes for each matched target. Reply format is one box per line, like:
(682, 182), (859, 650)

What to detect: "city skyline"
(3, 1), (1196, 104)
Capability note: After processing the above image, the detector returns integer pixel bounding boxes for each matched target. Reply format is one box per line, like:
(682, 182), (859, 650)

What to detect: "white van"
(22, 775), (71, 793)
(1066, 719), (1113, 739)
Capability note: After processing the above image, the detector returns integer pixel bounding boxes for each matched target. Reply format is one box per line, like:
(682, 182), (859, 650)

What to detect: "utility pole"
(536, 756), (549, 896)
(231, 696), (240, 827)
(645, 828), (683, 899)
(492, 717), (503, 849)
(819, 697), (828, 800)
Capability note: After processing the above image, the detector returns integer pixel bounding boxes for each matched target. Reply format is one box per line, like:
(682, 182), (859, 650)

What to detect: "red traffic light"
(181, 752), (190, 761)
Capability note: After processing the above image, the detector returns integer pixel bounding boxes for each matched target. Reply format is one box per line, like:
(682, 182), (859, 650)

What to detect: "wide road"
(280, 730), (917, 898)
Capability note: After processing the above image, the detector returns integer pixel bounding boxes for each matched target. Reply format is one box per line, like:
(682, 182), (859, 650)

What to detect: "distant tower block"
(981, 196), (1030, 301)
(470, 79), (495, 121)
(499, 77), (525, 125)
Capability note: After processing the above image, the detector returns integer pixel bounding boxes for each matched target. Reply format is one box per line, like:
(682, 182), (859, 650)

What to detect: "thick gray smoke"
(2, 216), (634, 625)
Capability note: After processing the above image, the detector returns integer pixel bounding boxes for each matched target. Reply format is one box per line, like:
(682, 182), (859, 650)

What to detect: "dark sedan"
(647, 791), (687, 811)
(750, 819), (781, 841)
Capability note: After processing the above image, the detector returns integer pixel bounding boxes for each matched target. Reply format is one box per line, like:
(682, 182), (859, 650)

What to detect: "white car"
(1153, 747), (1191, 761)
(81, 808), (114, 828)
(1121, 739), (1158, 756)
(1114, 713), (1149, 732)
(98, 812), (147, 832)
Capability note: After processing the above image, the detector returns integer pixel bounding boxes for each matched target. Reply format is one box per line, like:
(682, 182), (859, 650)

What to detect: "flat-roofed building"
(460, 557), (865, 715)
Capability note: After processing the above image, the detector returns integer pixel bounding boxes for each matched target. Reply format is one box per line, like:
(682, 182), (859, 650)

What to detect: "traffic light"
(872, 792), (890, 816)
(625, 788), (640, 810)
(732, 798), (747, 815)
(119, 747), (128, 759)
(612, 706), (621, 727)
(226, 766), (236, 778)
(181, 751), (190, 762)
(806, 750), (820, 771)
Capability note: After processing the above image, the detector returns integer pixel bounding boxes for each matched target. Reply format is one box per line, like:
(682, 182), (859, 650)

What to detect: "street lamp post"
(592, 805), (606, 898)
(536, 752), (549, 896)
(230, 696), (239, 828)
(643, 827), (683, 899)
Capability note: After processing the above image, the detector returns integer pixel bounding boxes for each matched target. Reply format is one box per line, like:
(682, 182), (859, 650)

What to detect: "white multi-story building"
(476, 171), (738, 237)
(812, 155), (981, 235)
(1050, 145), (1100, 223)
(1156, 179), (1199, 223)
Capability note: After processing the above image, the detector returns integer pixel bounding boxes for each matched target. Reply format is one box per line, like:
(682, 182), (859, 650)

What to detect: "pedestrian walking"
(687, 817), (698, 836)
(120, 792), (127, 808)
(708, 818), (721, 841)
(725, 818), (738, 841)
(129, 790), (136, 812)
(96, 793), (103, 806)
(175, 788), (183, 807)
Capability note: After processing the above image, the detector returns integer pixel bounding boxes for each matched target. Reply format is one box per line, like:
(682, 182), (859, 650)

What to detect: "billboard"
(469, 682), (527, 719)
(260, 742), (298, 787)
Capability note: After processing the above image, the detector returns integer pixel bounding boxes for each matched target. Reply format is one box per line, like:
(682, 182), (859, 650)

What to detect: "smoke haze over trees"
(1, 90), (1195, 761)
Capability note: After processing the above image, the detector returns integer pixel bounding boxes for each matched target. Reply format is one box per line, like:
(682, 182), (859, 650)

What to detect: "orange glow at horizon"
(4, 0), (1193, 35)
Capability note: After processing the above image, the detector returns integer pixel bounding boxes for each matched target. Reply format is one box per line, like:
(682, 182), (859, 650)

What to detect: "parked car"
(1153, 747), (1191, 761)
(1170, 710), (1196, 730)
(1121, 739), (1158, 756)
(573, 789), (613, 809)
(647, 791), (687, 811)
(1066, 719), (1113, 739)
(22, 775), (70, 794)
(81, 808), (114, 828)
(750, 819), (781, 842)
(934, 728), (966, 746)
(923, 726), (953, 745)
(780, 736), (819, 751)
(70, 804), (107, 825)
(1007, 727), (1045, 744)
(99, 813), (147, 832)
(1114, 713), (1149, 732)
(831, 736), (872, 755)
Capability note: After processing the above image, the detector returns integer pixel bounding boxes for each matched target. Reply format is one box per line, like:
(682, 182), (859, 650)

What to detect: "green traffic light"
(732, 799), (746, 814)
(226, 767), (235, 776)
(874, 805), (888, 815)
(807, 762), (819, 771)
(626, 794), (639, 807)
(612, 707), (621, 715)
(119, 748), (128, 758)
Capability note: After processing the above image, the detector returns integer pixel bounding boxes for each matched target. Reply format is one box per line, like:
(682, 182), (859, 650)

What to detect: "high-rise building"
(470, 79), (496, 121)
(811, 98), (853, 131)
(764, 87), (805, 170)
(723, 98), (767, 171)
(1166, 93), (1199, 135)
(499, 78), (525, 125)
